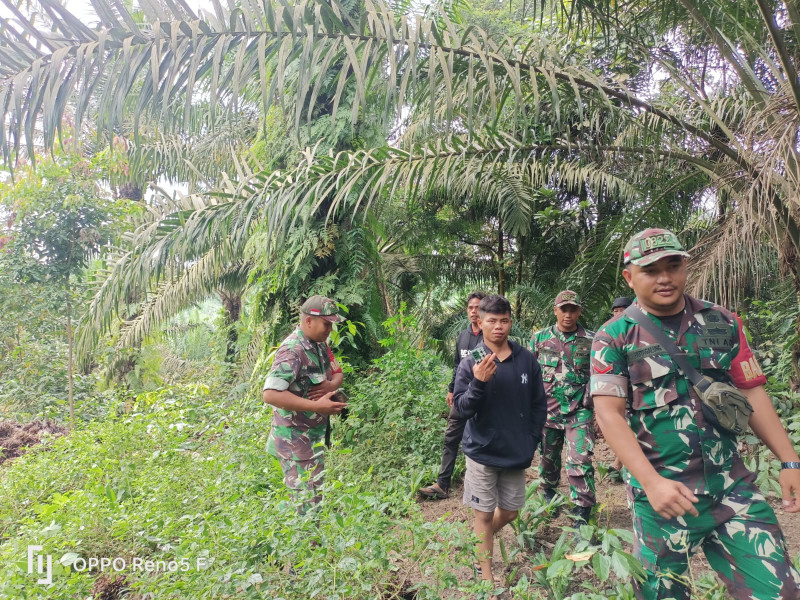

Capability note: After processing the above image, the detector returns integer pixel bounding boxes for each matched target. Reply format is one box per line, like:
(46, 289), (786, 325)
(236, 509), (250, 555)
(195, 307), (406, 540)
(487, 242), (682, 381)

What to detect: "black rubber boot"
(572, 505), (593, 527)
(542, 488), (561, 517)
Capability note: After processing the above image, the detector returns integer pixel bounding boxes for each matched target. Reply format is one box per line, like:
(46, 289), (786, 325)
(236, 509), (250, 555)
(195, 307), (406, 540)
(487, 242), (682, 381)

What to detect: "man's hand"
(313, 391), (348, 416)
(473, 353), (497, 382)
(308, 380), (337, 400)
(779, 468), (800, 513)
(642, 476), (699, 519)
(446, 391), (454, 407)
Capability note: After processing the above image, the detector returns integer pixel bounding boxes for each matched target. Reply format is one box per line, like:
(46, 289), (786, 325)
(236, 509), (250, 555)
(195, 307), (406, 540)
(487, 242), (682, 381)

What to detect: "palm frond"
(1, 0), (744, 169)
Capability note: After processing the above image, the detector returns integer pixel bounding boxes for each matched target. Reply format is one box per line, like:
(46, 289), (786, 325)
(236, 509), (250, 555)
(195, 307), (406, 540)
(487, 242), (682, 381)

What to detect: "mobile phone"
(331, 390), (349, 404)
(471, 346), (488, 362)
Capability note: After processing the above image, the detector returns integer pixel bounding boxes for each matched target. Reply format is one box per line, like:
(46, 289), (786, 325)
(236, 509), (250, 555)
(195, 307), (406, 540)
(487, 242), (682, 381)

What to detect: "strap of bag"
(623, 305), (705, 389)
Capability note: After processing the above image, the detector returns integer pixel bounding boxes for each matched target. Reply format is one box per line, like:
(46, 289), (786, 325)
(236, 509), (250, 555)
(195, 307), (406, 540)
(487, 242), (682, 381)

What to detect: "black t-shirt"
(656, 310), (684, 336)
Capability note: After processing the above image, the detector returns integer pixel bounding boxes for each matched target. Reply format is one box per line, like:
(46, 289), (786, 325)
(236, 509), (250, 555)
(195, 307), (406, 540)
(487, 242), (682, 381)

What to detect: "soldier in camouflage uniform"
(263, 296), (347, 511)
(591, 228), (800, 600)
(612, 296), (632, 317)
(531, 290), (596, 524)
(608, 297), (633, 480)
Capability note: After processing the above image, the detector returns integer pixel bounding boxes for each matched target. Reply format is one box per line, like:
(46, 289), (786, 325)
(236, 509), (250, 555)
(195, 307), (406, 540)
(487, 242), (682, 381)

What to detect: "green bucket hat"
(623, 228), (690, 266)
(300, 295), (345, 323)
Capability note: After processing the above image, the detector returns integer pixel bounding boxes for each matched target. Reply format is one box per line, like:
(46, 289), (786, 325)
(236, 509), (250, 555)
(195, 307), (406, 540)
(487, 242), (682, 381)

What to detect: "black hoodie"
(453, 340), (547, 469)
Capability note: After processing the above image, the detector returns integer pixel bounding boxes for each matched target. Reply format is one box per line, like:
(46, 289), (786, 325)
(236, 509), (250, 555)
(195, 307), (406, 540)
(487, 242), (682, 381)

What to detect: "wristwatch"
(781, 462), (800, 469)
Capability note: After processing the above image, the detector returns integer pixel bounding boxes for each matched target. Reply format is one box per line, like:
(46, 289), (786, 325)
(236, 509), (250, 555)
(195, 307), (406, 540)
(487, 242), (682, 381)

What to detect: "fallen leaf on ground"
(565, 550), (596, 562)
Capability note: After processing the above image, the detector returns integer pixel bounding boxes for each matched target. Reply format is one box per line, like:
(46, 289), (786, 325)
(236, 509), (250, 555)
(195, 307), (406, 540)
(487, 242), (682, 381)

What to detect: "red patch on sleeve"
(326, 345), (343, 374)
(728, 314), (767, 389)
(594, 364), (613, 375)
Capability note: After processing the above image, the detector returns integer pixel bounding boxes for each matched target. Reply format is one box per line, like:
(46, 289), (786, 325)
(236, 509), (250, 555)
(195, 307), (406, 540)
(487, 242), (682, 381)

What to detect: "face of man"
(478, 311), (512, 345)
(301, 314), (334, 342)
(554, 304), (581, 332)
(622, 256), (687, 316)
(467, 297), (481, 326)
(612, 306), (626, 317)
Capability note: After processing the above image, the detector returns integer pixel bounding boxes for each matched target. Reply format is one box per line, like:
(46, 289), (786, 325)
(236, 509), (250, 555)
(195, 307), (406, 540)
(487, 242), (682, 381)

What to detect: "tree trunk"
(376, 260), (393, 316)
(515, 235), (525, 320)
(65, 275), (75, 429)
(497, 218), (505, 296)
(219, 291), (242, 364)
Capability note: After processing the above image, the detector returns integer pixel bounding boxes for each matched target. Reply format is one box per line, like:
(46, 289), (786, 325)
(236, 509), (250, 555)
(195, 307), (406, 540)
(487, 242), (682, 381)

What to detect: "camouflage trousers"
(629, 476), (800, 600)
(539, 409), (595, 507)
(277, 454), (324, 514)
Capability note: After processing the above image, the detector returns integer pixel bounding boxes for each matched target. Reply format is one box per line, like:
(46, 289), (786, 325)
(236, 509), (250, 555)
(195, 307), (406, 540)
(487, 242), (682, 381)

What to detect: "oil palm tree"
(5, 0), (798, 374)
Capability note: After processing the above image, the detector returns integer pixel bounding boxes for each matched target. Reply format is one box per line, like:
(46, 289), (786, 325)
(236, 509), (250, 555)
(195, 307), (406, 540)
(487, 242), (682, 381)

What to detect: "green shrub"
(0, 370), (482, 599)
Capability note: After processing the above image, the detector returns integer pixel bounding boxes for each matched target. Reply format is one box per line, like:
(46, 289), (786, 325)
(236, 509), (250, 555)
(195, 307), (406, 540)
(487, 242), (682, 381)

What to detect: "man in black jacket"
(419, 291), (486, 499)
(453, 295), (547, 591)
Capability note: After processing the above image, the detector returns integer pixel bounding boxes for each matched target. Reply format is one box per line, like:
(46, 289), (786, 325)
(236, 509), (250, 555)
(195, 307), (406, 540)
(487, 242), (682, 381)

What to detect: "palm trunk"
(497, 218), (505, 296)
(376, 260), (393, 316)
(515, 235), (525, 319)
(219, 291), (242, 364)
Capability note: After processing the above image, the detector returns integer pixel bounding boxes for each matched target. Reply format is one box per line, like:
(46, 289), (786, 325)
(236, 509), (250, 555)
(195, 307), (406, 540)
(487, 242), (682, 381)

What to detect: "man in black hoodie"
(419, 291), (486, 499)
(453, 295), (547, 590)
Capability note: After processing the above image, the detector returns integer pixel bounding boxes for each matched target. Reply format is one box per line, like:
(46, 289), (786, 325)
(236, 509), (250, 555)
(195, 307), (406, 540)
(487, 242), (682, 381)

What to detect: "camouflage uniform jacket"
(263, 327), (340, 461)
(590, 295), (766, 494)
(531, 324), (594, 422)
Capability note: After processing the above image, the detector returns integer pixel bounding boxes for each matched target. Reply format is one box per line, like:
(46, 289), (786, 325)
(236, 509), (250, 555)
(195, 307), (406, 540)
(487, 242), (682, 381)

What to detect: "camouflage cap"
(623, 228), (690, 266)
(300, 295), (345, 323)
(612, 296), (633, 309)
(554, 290), (582, 308)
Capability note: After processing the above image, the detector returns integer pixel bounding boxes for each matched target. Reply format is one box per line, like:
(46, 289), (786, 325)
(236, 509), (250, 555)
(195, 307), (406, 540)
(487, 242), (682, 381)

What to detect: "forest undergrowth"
(0, 322), (799, 599)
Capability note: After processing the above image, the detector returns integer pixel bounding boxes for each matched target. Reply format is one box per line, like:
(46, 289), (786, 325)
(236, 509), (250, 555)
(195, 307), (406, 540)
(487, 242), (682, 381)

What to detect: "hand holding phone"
(471, 346), (487, 362)
(472, 352), (497, 382)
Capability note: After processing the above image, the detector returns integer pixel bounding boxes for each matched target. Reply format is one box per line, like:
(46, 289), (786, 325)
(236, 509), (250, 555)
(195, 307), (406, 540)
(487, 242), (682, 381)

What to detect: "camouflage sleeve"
(263, 346), (302, 391)
(590, 328), (628, 398)
(729, 314), (767, 389)
(530, 330), (542, 360)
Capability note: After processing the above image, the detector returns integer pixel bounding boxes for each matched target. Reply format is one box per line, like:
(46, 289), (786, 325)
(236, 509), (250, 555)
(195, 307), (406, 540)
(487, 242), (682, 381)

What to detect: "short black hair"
(478, 294), (512, 316)
(467, 291), (487, 303)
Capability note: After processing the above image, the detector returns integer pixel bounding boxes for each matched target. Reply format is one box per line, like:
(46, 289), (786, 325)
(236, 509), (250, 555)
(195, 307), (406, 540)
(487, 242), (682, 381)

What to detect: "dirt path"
(415, 439), (800, 597)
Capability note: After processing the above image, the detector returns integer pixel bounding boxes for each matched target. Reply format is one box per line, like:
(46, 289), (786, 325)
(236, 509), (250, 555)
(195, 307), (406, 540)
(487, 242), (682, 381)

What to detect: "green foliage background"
(2, 0), (800, 596)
